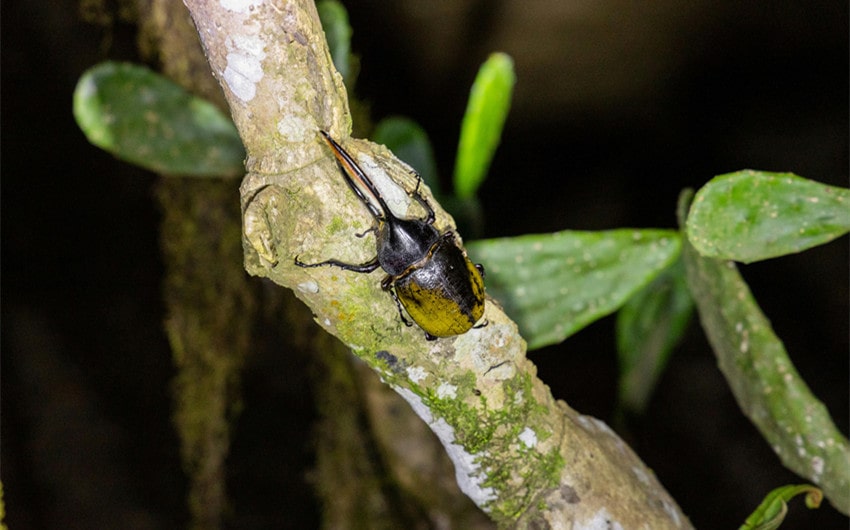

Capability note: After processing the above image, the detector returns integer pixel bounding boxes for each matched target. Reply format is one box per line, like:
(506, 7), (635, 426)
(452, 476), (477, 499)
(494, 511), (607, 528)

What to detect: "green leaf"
(739, 484), (823, 530)
(679, 190), (850, 515)
(73, 61), (245, 177)
(467, 229), (681, 350)
(317, 0), (352, 84)
(687, 170), (850, 263)
(372, 116), (439, 192)
(616, 258), (693, 414)
(453, 52), (515, 199)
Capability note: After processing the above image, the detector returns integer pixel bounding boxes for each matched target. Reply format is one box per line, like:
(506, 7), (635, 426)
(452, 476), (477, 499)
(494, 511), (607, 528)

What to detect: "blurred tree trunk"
(139, 2), (257, 527)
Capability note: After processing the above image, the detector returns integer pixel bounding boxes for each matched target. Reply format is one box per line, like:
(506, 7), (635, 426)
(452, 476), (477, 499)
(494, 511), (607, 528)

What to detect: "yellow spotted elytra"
(295, 131), (486, 340)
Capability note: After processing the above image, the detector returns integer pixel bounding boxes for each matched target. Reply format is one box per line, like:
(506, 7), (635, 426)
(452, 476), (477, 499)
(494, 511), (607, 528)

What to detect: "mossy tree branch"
(183, 0), (693, 526)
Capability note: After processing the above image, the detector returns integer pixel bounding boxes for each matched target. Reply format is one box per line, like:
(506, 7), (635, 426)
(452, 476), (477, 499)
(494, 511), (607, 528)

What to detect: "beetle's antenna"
(320, 131), (392, 221)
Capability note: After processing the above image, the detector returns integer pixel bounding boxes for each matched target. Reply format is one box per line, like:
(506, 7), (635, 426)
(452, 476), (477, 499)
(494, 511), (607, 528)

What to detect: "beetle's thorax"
(377, 215), (440, 276)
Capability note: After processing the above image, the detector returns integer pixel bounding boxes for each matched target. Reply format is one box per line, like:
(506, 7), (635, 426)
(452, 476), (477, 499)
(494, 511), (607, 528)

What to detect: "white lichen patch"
(223, 33), (266, 102)
(518, 427), (537, 448)
(575, 414), (594, 431)
(406, 366), (428, 384)
(220, 0), (263, 13)
(437, 423), (498, 506)
(297, 280), (319, 294)
(576, 415), (618, 441)
(469, 349), (514, 381)
(436, 382), (458, 399)
(631, 465), (650, 485)
(661, 497), (683, 527)
(278, 113), (311, 143)
(395, 387), (498, 507)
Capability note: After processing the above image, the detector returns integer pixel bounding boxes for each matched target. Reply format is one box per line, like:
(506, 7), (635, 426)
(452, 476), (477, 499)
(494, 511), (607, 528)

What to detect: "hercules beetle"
(295, 131), (486, 340)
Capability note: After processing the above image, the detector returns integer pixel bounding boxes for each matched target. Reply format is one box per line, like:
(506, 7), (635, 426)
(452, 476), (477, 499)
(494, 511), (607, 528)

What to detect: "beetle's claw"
(355, 225), (378, 238)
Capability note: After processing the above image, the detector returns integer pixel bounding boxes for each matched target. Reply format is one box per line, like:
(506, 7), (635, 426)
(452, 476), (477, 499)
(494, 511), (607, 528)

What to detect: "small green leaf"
(739, 484), (823, 530)
(679, 191), (850, 515)
(453, 52), (515, 199)
(372, 116), (438, 192)
(467, 229), (681, 350)
(687, 170), (850, 263)
(317, 0), (352, 84)
(73, 61), (245, 177)
(616, 258), (693, 414)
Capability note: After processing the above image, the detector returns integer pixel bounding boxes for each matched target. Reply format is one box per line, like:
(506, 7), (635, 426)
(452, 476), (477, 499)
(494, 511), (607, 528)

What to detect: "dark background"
(3, 0), (847, 528)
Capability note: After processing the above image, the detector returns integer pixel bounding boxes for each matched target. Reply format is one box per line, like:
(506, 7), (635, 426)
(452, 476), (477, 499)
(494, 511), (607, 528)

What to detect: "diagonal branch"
(182, 0), (692, 526)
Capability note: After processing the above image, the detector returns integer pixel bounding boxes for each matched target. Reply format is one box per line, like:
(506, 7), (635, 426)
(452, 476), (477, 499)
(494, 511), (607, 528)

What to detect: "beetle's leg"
(381, 276), (413, 327)
(410, 173), (436, 225)
(413, 172), (423, 195)
(475, 263), (485, 278)
(355, 225), (378, 238)
(294, 255), (381, 273)
(473, 319), (489, 330)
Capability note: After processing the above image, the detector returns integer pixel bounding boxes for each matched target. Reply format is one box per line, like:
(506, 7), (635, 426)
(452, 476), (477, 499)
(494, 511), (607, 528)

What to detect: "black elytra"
(294, 131), (486, 340)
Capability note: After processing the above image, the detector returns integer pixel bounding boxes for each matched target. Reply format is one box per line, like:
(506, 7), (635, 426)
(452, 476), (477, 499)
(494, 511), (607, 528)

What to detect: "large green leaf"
(680, 191), (850, 515)
(687, 171), (850, 263)
(73, 61), (245, 177)
(467, 229), (681, 350)
(453, 53), (515, 199)
(616, 258), (693, 414)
